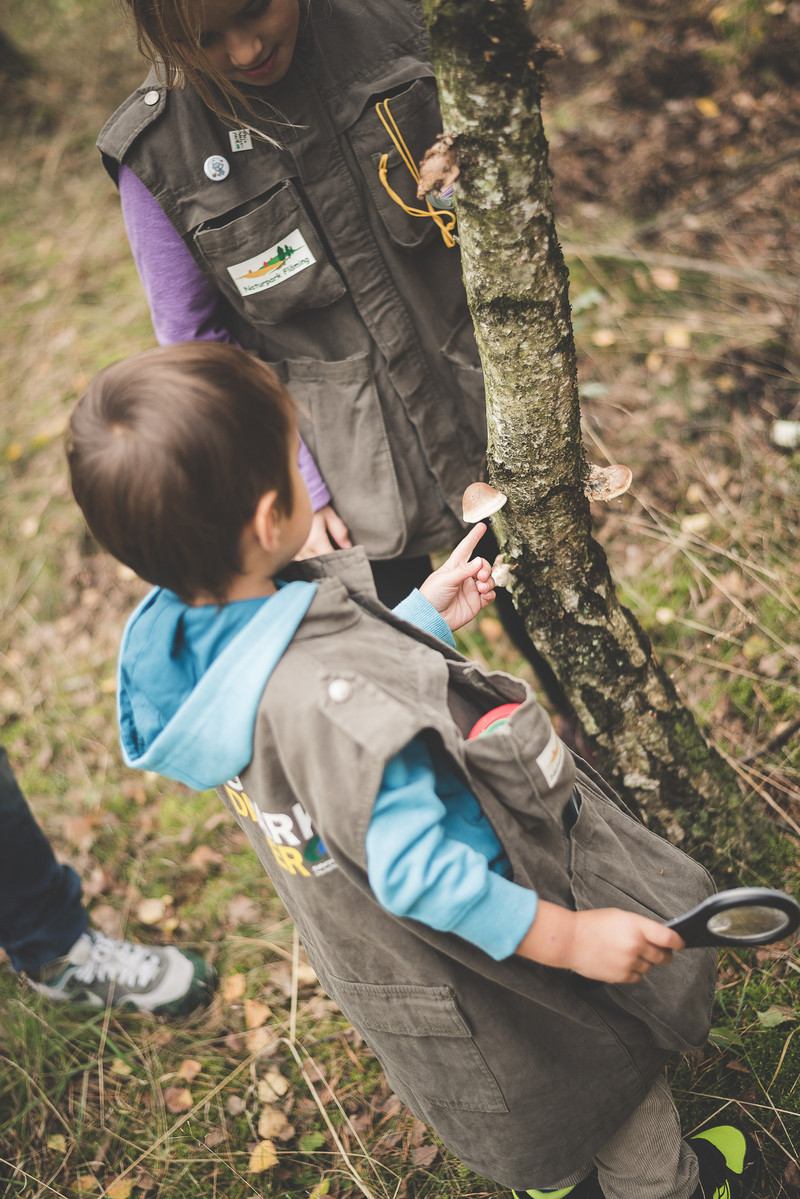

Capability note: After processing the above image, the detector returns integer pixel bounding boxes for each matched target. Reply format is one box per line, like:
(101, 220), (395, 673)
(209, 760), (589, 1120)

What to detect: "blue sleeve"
(392, 590), (455, 646)
(365, 739), (538, 960)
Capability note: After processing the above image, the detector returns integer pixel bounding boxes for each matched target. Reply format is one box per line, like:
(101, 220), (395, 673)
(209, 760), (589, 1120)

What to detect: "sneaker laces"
(73, 932), (161, 991)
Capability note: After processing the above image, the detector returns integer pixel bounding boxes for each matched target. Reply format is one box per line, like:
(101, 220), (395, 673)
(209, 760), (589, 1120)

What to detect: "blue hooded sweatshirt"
(117, 581), (537, 959)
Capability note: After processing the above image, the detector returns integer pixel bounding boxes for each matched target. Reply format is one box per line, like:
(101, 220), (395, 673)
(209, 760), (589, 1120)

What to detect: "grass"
(1, 0), (800, 1195)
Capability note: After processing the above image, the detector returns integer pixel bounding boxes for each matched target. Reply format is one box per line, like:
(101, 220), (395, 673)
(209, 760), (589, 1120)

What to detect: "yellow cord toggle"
(375, 98), (457, 249)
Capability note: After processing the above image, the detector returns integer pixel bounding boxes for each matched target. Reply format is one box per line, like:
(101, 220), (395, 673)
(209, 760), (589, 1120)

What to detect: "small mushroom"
(462, 481), (508, 523)
(584, 464), (633, 502)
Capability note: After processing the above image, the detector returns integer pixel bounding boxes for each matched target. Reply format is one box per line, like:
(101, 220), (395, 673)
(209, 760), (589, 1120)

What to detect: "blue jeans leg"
(0, 744), (88, 972)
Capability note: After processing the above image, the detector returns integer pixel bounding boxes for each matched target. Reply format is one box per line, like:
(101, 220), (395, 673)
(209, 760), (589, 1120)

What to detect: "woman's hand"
(295, 505), (352, 560)
(418, 523), (496, 630)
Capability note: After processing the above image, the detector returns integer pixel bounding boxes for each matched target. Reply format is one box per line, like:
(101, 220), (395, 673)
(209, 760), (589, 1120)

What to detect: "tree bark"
(419, 0), (775, 870)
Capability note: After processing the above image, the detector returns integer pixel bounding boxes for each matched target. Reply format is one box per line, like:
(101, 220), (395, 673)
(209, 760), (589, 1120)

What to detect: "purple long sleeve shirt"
(119, 165), (331, 512)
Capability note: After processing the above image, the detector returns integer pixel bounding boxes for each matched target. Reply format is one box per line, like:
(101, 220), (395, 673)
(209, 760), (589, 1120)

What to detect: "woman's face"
(193, 0), (301, 87)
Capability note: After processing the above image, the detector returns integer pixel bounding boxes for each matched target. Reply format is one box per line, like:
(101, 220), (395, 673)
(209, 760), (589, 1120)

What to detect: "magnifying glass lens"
(707, 905), (791, 939)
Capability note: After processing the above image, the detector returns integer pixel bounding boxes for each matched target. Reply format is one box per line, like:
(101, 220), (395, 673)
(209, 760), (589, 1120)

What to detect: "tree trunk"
(419, 0), (774, 871)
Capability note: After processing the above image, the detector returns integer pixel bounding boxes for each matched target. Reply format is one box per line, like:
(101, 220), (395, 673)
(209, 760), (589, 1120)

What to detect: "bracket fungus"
(462, 482), (508, 523)
(584, 464), (633, 502)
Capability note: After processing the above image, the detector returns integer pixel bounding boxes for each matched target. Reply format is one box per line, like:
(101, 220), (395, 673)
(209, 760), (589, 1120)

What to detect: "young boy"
(67, 342), (759, 1199)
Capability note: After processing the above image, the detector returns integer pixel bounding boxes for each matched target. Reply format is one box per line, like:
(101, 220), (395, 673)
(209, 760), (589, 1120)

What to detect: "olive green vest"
(214, 550), (716, 1188)
(97, 0), (486, 560)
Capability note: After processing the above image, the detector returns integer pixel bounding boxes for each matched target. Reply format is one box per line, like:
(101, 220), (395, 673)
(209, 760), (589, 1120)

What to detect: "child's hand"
(295, 505), (353, 560)
(515, 900), (684, 985)
(418, 523), (496, 630)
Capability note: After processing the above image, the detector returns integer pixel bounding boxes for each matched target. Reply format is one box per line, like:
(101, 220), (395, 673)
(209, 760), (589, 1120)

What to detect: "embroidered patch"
(227, 229), (316, 297)
(229, 127), (253, 152)
(536, 723), (566, 787)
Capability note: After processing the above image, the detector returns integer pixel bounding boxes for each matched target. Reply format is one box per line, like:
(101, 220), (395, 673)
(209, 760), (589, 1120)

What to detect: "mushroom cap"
(462, 481), (508, 522)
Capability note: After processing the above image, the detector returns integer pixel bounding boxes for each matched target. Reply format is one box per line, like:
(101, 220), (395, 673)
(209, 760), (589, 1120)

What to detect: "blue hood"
(117, 581), (317, 790)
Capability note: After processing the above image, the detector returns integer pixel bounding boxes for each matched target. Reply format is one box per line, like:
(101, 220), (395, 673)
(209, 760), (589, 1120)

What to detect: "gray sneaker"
(25, 929), (216, 1016)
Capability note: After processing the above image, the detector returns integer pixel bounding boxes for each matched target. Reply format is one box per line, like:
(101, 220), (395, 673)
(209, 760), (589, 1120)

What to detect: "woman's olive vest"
(214, 550), (716, 1189)
(97, 0), (486, 560)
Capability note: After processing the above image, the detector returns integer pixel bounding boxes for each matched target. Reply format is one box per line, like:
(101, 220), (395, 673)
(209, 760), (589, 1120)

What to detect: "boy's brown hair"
(67, 342), (296, 602)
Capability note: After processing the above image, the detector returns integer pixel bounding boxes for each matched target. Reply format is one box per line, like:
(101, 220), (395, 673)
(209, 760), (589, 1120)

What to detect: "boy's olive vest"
(97, 0), (485, 560)
(215, 550), (716, 1189)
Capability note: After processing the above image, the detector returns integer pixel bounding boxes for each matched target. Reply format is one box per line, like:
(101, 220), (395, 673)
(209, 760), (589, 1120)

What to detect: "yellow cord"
(374, 98), (457, 249)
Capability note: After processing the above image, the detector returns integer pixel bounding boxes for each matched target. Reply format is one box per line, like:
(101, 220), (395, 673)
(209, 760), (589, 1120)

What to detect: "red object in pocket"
(467, 703), (522, 739)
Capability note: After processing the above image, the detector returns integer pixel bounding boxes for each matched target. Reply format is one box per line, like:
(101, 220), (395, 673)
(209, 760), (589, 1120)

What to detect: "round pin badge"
(203, 154), (231, 182)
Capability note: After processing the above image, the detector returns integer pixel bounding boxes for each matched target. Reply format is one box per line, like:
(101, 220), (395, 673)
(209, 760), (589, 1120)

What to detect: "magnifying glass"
(667, 887), (800, 948)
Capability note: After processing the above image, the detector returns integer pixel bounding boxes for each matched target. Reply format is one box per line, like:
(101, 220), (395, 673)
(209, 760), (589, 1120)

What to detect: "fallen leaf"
(696, 97), (720, 118)
(222, 973), (247, 1003)
(650, 267), (680, 291)
(188, 845), (224, 870)
(756, 1005), (795, 1028)
(758, 653), (784, 679)
(783, 1159), (800, 1189)
(105, 1180), (134, 1199)
(299, 1131), (326, 1153)
(258, 1105), (289, 1139)
(110, 1058), (133, 1077)
(248, 1140), (279, 1173)
(309, 1182), (331, 1198)
(205, 1128), (227, 1148)
(663, 324), (691, 349)
(591, 328), (616, 347)
(137, 897), (167, 925)
(47, 1134), (67, 1153)
(163, 1086), (193, 1113)
(413, 1144), (438, 1168)
(259, 1071), (291, 1102)
(227, 895), (260, 926)
(75, 1175), (100, 1194)
(244, 998), (272, 1029)
(245, 1027), (274, 1056)
(226, 1095), (246, 1117)
(294, 961), (318, 987)
(680, 513), (710, 535)
(177, 1059), (202, 1082)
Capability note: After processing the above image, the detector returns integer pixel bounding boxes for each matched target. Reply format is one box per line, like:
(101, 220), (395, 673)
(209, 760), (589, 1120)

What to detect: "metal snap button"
(328, 679), (353, 703)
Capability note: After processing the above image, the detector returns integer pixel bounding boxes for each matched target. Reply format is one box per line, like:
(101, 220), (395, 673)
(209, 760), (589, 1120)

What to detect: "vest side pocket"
(283, 352), (408, 558)
(313, 974), (509, 1114)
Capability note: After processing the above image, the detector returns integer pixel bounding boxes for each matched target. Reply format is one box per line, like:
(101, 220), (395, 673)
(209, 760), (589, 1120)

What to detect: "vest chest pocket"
(322, 976), (508, 1114)
(194, 180), (346, 325)
(347, 77), (448, 251)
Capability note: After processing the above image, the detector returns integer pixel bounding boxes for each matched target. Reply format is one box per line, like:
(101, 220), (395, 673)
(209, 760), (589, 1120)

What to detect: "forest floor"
(1, 0), (800, 1196)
